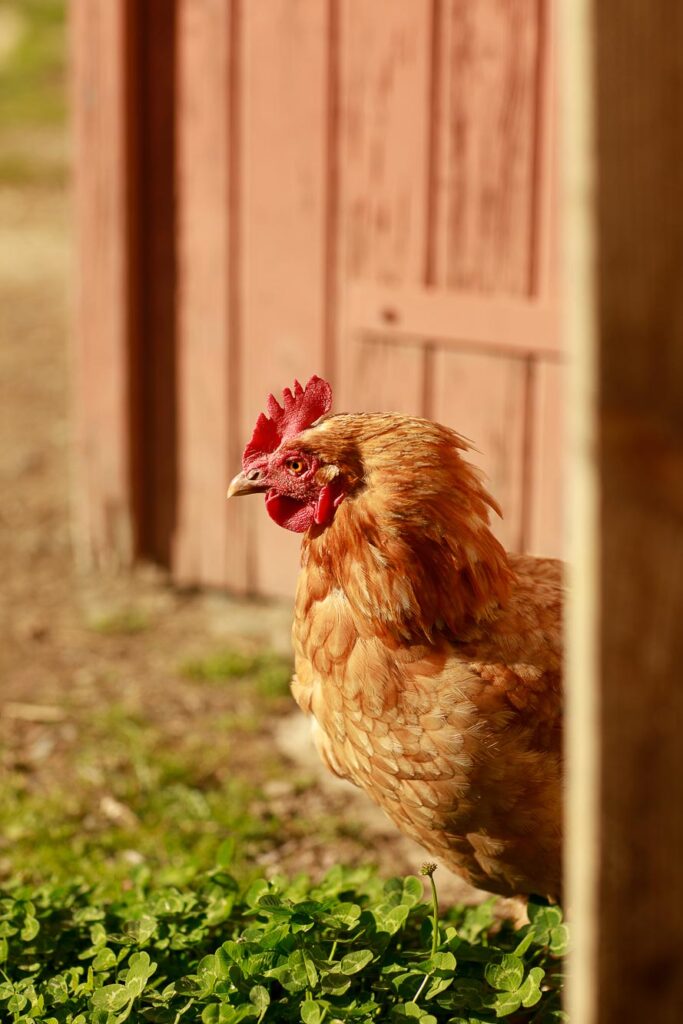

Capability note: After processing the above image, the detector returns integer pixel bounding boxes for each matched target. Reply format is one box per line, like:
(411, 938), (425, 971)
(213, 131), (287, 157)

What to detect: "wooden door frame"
(70, 0), (137, 568)
(564, 1), (683, 1020)
(70, 0), (178, 569)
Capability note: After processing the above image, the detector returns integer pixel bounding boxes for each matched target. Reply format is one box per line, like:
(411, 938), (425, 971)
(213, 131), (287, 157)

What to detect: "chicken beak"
(227, 470), (268, 499)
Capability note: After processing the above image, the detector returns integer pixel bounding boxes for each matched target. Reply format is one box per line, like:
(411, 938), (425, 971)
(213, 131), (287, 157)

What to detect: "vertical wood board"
(432, 348), (526, 549)
(532, 0), (558, 303)
(70, 0), (135, 567)
(135, 0), (178, 565)
(239, 0), (330, 597)
(425, 0), (544, 552)
(528, 359), (563, 557)
(174, 0), (248, 588)
(435, 0), (541, 294)
(351, 339), (425, 416)
(337, 0), (433, 414)
(338, 0), (432, 286)
(595, 4), (683, 1020)
(428, 0), (559, 558)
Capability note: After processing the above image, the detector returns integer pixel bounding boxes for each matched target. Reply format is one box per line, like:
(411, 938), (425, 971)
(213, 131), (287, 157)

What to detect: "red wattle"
(314, 480), (346, 526)
(264, 491), (315, 533)
(265, 480), (345, 534)
(314, 485), (334, 525)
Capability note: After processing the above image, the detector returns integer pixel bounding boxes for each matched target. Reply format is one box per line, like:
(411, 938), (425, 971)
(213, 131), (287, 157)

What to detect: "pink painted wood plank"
(528, 360), (563, 557)
(351, 339), (425, 416)
(426, 2), (554, 557)
(346, 281), (561, 358)
(337, 0), (433, 413)
(435, 0), (541, 294)
(339, 0), (432, 285)
(531, 0), (559, 304)
(70, 0), (135, 567)
(174, 0), (249, 589)
(239, 0), (330, 598)
(432, 349), (527, 551)
(526, 7), (563, 558)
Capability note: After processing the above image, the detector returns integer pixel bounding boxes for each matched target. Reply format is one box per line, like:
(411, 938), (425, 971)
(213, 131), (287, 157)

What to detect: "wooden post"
(173, 0), (250, 590)
(134, 0), (179, 566)
(562, 0), (599, 1020)
(70, 0), (137, 567)
(565, 2), (683, 1020)
(70, 0), (178, 568)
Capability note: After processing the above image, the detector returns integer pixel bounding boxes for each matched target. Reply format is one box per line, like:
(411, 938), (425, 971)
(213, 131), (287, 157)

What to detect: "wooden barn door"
(173, 0), (335, 598)
(336, 0), (561, 558)
(72, 0), (561, 598)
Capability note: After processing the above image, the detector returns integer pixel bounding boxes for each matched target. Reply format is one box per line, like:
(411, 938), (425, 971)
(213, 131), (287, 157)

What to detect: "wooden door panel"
(71, 0), (135, 567)
(174, 0), (248, 588)
(347, 281), (559, 357)
(435, 0), (541, 293)
(74, 0), (563, 590)
(350, 337), (425, 416)
(432, 348), (526, 550)
(337, 0), (434, 411)
(339, 0), (432, 284)
(528, 359), (563, 557)
(240, 0), (330, 598)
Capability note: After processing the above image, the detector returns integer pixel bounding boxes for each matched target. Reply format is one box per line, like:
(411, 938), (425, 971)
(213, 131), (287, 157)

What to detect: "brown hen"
(228, 376), (563, 899)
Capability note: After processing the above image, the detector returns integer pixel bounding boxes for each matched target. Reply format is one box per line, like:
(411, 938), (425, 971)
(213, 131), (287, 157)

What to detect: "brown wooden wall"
(71, 0), (561, 598)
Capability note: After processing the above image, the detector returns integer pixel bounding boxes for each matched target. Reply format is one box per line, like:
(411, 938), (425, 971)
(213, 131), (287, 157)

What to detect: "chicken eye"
(285, 458), (306, 476)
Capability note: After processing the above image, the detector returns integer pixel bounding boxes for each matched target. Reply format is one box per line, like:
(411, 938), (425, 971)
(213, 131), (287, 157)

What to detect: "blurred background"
(1, 0), (559, 905)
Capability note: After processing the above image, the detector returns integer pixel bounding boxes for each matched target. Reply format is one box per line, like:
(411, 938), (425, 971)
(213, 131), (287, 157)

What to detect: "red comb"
(243, 375), (333, 470)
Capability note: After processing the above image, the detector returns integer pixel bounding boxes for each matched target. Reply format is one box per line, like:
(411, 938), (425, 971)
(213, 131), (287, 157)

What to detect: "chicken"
(228, 375), (563, 899)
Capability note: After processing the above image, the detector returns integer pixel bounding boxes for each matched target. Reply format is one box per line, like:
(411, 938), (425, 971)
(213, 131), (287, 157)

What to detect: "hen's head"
(228, 375), (358, 533)
(230, 374), (512, 632)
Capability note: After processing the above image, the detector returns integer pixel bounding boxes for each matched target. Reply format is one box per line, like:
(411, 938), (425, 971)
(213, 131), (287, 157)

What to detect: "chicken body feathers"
(288, 413), (563, 899)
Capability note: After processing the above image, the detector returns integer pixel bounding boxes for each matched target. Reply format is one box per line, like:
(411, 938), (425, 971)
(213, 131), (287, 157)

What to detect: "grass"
(0, 704), (278, 891)
(0, 0), (66, 129)
(0, 0), (67, 186)
(0, 643), (301, 891)
(0, 148), (67, 185)
(181, 650), (293, 699)
(0, 645), (568, 1020)
(88, 609), (152, 636)
(0, 862), (567, 1023)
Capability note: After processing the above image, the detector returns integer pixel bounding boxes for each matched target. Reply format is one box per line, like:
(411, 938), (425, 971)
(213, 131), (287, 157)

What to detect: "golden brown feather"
(286, 413), (563, 899)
